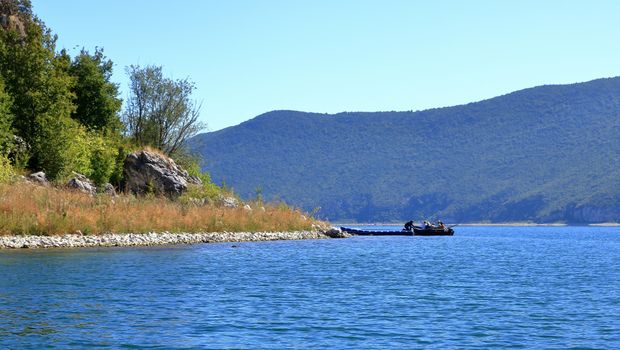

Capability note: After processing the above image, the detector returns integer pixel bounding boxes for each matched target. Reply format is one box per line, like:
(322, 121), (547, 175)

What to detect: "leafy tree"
(35, 117), (83, 180)
(0, 1), (76, 173)
(68, 48), (122, 133)
(36, 118), (120, 182)
(123, 64), (205, 155)
(0, 77), (12, 153)
(88, 133), (119, 186)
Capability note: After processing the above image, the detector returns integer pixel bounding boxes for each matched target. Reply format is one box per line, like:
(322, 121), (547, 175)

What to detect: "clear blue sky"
(32, 0), (620, 131)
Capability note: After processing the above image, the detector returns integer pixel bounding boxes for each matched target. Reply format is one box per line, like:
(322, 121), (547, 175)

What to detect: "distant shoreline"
(0, 230), (348, 250)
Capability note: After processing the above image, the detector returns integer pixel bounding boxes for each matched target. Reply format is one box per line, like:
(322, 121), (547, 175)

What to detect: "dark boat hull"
(340, 227), (413, 236)
(413, 227), (454, 236)
(340, 227), (454, 236)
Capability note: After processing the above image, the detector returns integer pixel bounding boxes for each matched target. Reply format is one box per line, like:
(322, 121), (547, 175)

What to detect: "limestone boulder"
(66, 173), (96, 195)
(27, 171), (49, 186)
(218, 195), (239, 208)
(322, 227), (351, 238)
(123, 150), (202, 199)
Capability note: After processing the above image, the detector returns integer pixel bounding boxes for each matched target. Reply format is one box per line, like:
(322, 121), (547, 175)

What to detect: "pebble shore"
(0, 230), (349, 249)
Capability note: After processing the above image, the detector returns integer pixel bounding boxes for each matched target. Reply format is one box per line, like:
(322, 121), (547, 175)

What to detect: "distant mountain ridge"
(189, 77), (620, 223)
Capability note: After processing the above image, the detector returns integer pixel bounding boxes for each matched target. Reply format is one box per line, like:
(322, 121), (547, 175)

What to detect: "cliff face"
(0, 13), (26, 39)
(190, 77), (620, 223)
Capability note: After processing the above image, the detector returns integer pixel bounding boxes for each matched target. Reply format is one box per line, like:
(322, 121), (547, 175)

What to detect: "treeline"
(0, 0), (205, 187)
(190, 78), (620, 223)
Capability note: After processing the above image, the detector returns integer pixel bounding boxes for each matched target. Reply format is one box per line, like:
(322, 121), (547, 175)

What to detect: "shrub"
(0, 154), (15, 183)
(180, 181), (222, 204)
(109, 143), (130, 188)
(62, 122), (92, 179)
(35, 118), (121, 185)
(173, 149), (223, 201)
(89, 134), (118, 186)
(171, 149), (202, 177)
(35, 116), (80, 180)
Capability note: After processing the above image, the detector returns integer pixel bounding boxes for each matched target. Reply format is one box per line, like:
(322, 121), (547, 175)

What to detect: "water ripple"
(1, 226), (620, 349)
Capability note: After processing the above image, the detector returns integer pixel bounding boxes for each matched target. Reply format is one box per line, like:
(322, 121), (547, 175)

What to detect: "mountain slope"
(189, 77), (620, 223)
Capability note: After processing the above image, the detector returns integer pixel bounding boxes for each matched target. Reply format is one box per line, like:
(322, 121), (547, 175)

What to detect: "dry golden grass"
(0, 182), (325, 236)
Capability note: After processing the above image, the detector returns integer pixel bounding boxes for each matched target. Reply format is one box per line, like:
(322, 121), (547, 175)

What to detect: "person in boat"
(424, 221), (432, 229)
(404, 220), (414, 231)
(437, 221), (446, 230)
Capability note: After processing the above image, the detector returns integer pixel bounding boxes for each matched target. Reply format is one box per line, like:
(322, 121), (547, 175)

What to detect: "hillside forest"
(191, 78), (620, 224)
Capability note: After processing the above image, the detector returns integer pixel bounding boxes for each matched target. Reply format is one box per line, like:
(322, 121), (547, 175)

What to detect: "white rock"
(66, 173), (96, 195)
(28, 171), (49, 186)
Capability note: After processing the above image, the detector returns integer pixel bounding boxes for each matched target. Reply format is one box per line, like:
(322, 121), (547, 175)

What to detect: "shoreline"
(0, 230), (348, 249)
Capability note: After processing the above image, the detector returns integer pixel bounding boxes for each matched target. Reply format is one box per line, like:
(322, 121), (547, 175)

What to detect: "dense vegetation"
(0, 0), (204, 183)
(190, 78), (620, 224)
(0, 0), (323, 235)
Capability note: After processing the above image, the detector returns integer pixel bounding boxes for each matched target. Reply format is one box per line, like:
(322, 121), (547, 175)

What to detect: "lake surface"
(2, 226), (620, 349)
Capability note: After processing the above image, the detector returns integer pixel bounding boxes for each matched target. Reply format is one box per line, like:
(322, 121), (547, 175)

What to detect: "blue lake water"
(1, 226), (620, 349)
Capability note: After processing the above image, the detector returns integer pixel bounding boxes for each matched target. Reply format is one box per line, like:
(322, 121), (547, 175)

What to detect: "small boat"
(340, 226), (454, 236)
(412, 226), (454, 236)
(340, 227), (414, 236)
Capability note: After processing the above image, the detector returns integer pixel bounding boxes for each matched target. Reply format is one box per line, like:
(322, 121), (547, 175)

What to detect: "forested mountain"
(190, 77), (620, 223)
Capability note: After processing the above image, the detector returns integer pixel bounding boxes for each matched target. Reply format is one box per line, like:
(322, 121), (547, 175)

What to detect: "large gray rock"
(66, 173), (96, 195)
(321, 227), (351, 238)
(27, 171), (49, 186)
(123, 150), (202, 199)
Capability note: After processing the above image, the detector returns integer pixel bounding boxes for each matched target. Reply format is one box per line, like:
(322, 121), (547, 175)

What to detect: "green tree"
(123, 64), (205, 155)
(0, 153), (14, 182)
(36, 117), (82, 179)
(0, 0), (76, 176)
(88, 133), (119, 186)
(68, 48), (122, 133)
(0, 77), (12, 153)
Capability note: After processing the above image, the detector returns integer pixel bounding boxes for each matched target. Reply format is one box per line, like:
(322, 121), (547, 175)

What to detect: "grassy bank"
(0, 182), (324, 236)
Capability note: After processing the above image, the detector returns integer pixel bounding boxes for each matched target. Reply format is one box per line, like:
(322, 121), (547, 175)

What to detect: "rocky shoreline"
(0, 229), (349, 249)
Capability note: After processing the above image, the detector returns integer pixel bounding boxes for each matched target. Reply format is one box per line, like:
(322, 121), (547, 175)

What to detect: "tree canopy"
(0, 76), (12, 153)
(68, 48), (122, 133)
(0, 0), (76, 175)
(123, 64), (205, 156)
